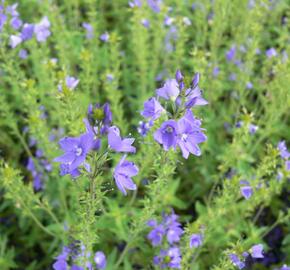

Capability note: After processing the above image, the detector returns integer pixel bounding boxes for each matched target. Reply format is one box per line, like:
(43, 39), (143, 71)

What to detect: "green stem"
(253, 205), (264, 224)
(115, 239), (132, 269)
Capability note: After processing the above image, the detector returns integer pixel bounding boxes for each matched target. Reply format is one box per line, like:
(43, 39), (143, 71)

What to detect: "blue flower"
(34, 16), (51, 42)
(156, 79), (180, 101)
(176, 110), (207, 158)
(82, 22), (94, 39)
(147, 224), (165, 246)
(154, 120), (178, 151)
(108, 126), (136, 153)
(229, 253), (245, 269)
(54, 129), (95, 176)
(189, 234), (203, 248)
(250, 244), (264, 258)
(141, 97), (165, 120)
(113, 155), (138, 195)
(94, 251), (106, 269)
(21, 23), (34, 41)
(154, 247), (182, 269)
(9, 34), (22, 48)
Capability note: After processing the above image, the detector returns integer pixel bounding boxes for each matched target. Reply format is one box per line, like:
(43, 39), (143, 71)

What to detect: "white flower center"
(166, 126), (173, 133)
(181, 134), (188, 141)
(75, 147), (83, 156)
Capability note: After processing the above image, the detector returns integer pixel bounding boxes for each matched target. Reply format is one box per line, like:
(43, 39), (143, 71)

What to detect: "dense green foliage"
(0, 0), (289, 269)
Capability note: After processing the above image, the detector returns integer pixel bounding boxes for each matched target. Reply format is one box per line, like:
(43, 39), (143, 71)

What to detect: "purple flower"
(94, 251), (106, 269)
(0, 12), (7, 32)
(59, 163), (81, 178)
(176, 110), (207, 158)
(250, 244), (264, 258)
(147, 219), (157, 227)
(34, 16), (51, 42)
(83, 118), (101, 150)
(21, 23), (34, 41)
(166, 226), (183, 244)
(71, 266), (83, 270)
(141, 97), (165, 120)
(156, 79), (180, 101)
(162, 211), (180, 227)
(154, 247), (182, 269)
(87, 103), (112, 134)
(278, 141), (290, 159)
(106, 74), (114, 82)
(148, 210), (183, 247)
(185, 87), (208, 108)
(255, 48), (261, 55)
(175, 70), (183, 82)
(129, 0), (142, 8)
(236, 121), (243, 128)
(277, 171), (283, 181)
(9, 34), (22, 48)
(234, 59), (243, 68)
(113, 155), (138, 195)
(19, 49), (28, 59)
(248, 124), (258, 135)
(229, 73), (237, 81)
(54, 132), (94, 174)
(164, 25), (178, 52)
(189, 234), (203, 248)
(266, 48), (277, 58)
(240, 185), (253, 200)
(154, 120), (178, 151)
(246, 82), (253, 89)
(6, 4), (19, 17)
(164, 16), (174, 26)
(10, 16), (22, 30)
(56, 246), (71, 261)
(141, 18), (150, 28)
(137, 120), (153, 137)
(212, 66), (219, 77)
(82, 23), (94, 39)
(147, 224), (165, 246)
(65, 76), (79, 90)
(108, 126), (136, 153)
(27, 158), (43, 191)
(53, 259), (68, 270)
(226, 45), (236, 61)
(147, 0), (162, 13)
(185, 73), (208, 108)
(229, 254), (245, 269)
(100, 32), (109, 42)
(281, 265), (290, 270)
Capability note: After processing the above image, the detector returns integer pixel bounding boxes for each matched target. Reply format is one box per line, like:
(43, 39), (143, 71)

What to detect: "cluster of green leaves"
(0, 0), (289, 269)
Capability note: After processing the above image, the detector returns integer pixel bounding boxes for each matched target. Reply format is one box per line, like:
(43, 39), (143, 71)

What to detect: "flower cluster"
(235, 121), (258, 135)
(25, 137), (52, 191)
(0, 1), (51, 58)
(54, 103), (139, 195)
(53, 243), (106, 270)
(229, 244), (264, 269)
(140, 70), (207, 159)
(224, 43), (258, 87)
(277, 141), (290, 172)
(147, 210), (204, 269)
(147, 211), (183, 268)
